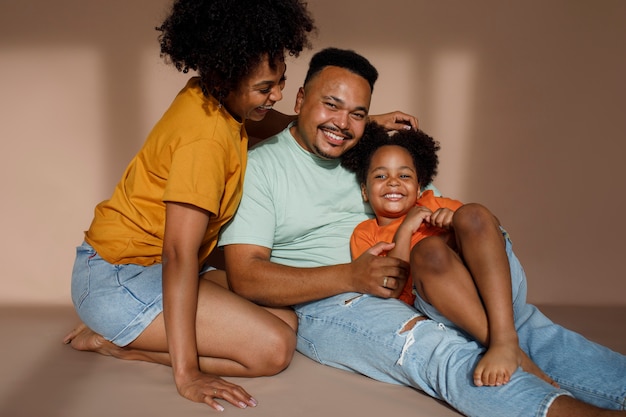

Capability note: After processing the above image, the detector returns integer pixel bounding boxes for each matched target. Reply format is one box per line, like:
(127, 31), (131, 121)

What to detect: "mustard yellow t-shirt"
(85, 77), (247, 267)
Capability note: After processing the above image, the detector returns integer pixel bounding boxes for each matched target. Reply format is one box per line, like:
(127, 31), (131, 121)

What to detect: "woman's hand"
(175, 369), (258, 412)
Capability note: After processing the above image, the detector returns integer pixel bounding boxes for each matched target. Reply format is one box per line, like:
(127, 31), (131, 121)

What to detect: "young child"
(341, 122), (557, 388)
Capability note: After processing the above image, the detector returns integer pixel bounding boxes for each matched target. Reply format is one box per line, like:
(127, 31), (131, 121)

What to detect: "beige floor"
(1, 305), (624, 417)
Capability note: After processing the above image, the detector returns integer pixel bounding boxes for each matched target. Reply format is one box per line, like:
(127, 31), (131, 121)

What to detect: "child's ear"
(360, 183), (369, 202)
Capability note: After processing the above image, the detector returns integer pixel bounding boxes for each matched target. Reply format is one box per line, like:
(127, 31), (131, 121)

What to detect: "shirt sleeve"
(218, 157), (276, 249)
(163, 138), (226, 215)
(422, 182), (442, 197)
(350, 220), (379, 260)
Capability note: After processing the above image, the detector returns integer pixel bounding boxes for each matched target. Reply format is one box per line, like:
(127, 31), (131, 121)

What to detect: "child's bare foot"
(519, 350), (560, 388)
(473, 341), (520, 386)
(63, 323), (119, 357)
(473, 342), (560, 388)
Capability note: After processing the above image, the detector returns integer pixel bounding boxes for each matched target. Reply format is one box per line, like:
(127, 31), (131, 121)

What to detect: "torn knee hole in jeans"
(343, 294), (364, 305)
(396, 315), (425, 366)
(400, 316), (422, 333)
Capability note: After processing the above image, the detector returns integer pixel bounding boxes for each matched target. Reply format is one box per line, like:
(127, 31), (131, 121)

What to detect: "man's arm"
(245, 110), (419, 143)
(224, 242), (408, 307)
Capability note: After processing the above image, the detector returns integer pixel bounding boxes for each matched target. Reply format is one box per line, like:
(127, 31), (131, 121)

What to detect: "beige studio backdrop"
(0, 0), (625, 307)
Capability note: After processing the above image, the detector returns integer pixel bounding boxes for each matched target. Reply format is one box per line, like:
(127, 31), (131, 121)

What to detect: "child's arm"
(349, 224), (408, 299)
(428, 207), (456, 230)
(387, 206), (433, 263)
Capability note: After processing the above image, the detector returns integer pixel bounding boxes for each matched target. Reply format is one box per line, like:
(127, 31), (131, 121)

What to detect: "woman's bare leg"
(64, 270), (296, 377)
(201, 269), (298, 332)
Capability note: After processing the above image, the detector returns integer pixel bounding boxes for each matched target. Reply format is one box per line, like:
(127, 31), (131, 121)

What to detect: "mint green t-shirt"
(218, 124), (440, 268)
(219, 126), (372, 267)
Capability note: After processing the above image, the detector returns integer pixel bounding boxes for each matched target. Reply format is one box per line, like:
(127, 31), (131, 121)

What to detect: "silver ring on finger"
(383, 277), (388, 288)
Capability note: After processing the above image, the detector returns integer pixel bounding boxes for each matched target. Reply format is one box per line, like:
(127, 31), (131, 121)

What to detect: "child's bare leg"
(451, 204), (520, 385)
(411, 237), (518, 385)
(453, 203), (557, 387)
(411, 235), (555, 386)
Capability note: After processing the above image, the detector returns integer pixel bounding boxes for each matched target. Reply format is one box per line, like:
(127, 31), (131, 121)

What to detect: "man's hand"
(349, 242), (409, 299)
(369, 111), (419, 131)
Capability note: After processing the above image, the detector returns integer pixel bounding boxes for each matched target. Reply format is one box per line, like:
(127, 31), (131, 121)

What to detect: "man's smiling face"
(291, 66), (371, 160)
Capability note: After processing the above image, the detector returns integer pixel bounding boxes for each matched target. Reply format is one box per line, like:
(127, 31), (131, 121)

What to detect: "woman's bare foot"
(63, 323), (120, 357)
(64, 322), (173, 365)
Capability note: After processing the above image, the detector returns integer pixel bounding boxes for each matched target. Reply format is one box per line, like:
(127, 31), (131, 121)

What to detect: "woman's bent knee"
(253, 327), (296, 375)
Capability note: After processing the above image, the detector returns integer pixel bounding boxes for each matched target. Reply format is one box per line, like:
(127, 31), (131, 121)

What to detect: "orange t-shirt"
(350, 190), (463, 305)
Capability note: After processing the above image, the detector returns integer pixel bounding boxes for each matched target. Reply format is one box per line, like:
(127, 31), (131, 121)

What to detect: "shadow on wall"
(1, 0), (625, 306)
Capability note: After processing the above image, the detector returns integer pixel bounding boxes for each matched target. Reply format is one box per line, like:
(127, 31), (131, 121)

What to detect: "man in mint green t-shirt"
(219, 48), (626, 417)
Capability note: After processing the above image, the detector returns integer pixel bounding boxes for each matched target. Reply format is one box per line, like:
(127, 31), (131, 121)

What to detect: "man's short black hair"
(303, 47), (378, 92)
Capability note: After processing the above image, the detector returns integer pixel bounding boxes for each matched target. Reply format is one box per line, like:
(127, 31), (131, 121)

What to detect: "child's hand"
(428, 208), (454, 229)
(400, 206), (433, 233)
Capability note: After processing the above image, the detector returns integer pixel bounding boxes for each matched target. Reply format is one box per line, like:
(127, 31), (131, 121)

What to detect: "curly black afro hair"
(341, 121), (441, 188)
(156, 0), (316, 100)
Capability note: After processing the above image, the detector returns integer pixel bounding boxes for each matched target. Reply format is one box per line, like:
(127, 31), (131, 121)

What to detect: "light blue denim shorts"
(71, 241), (215, 347)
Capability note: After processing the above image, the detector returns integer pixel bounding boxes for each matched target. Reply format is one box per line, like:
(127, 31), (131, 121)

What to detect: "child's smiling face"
(361, 145), (420, 226)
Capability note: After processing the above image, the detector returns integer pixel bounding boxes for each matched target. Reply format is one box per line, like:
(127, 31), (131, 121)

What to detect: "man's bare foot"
(63, 323), (119, 357)
(519, 350), (560, 388)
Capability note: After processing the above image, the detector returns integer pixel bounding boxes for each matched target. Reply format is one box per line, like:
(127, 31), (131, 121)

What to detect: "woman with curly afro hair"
(64, 0), (315, 411)
(342, 121), (557, 389)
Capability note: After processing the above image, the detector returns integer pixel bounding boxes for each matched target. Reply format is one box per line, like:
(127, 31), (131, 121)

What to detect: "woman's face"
(361, 145), (420, 225)
(223, 55), (287, 122)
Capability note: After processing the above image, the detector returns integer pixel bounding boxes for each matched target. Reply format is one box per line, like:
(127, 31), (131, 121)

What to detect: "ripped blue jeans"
(294, 242), (626, 417)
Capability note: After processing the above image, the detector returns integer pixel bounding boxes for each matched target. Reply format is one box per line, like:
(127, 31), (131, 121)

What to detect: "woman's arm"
(245, 109), (296, 143)
(162, 202), (221, 408)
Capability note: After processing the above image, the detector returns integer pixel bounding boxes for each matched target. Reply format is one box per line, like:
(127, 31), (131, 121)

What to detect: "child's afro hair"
(341, 121), (440, 187)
